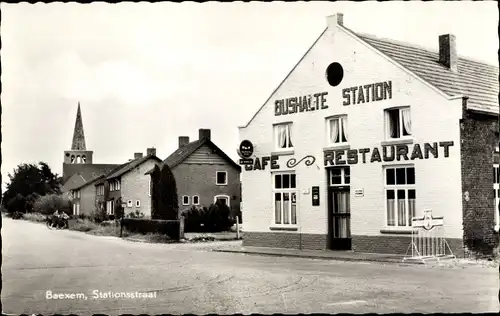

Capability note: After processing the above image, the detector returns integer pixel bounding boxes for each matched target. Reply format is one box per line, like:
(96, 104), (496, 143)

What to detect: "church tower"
(64, 102), (93, 164)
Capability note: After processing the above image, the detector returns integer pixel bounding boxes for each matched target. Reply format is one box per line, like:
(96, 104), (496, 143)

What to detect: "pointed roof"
(71, 102), (87, 150)
(240, 22), (498, 128)
(145, 138), (241, 175)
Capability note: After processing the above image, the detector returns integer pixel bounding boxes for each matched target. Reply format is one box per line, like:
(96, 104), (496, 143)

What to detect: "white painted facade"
(238, 14), (465, 244)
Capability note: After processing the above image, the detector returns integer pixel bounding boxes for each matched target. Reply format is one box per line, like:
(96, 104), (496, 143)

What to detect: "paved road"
(2, 217), (498, 315)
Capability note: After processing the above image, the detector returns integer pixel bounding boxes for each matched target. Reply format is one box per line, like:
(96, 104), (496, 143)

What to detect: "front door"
(328, 186), (351, 250)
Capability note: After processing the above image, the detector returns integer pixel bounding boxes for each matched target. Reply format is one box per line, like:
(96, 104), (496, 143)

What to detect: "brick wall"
(243, 232), (327, 250)
(460, 101), (499, 255)
(352, 235), (465, 257)
(121, 158), (161, 218)
(79, 184), (97, 216)
(173, 161), (241, 216)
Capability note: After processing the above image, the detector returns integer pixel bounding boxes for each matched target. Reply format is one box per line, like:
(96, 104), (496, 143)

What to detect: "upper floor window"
(326, 116), (348, 145)
(182, 195), (190, 206)
(110, 179), (120, 191)
(115, 180), (121, 191)
(385, 107), (411, 139)
(216, 171), (227, 185)
(274, 123), (294, 150)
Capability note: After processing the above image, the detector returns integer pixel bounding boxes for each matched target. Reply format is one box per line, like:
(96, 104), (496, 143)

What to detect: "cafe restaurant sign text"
(324, 141), (454, 166)
(275, 92), (328, 116)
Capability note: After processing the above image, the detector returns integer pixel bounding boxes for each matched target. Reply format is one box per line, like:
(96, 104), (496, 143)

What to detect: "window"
(76, 156), (81, 164)
(110, 181), (114, 192)
(182, 196), (190, 205)
(273, 173), (297, 225)
(96, 185), (104, 196)
(214, 195), (230, 207)
(136, 200), (141, 208)
(127, 200), (133, 208)
(193, 196), (200, 205)
(385, 166), (416, 227)
(106, 200), (115, 215)
(82, 155), (86, 163)
(385, 107), (412, 139)
(326, 116), (348, 145)
(216, 171), (228, 185)
(329, 167), (350, 186)
(73, 202), (80, 215)
(274, 123), (294, 150)
(116, 180), (121, 191)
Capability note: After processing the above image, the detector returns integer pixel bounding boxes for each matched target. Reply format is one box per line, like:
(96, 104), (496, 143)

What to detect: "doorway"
(327, 167), (351, 250)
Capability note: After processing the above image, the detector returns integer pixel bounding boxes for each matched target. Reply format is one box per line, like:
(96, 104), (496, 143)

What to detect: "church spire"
(71, 102), (87, 150)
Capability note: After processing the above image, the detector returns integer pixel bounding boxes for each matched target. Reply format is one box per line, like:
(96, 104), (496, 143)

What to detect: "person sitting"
(52, 209), (69, 227)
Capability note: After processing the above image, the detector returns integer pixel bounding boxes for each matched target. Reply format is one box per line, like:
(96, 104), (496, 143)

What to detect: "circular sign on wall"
(239, 140), (254, 158)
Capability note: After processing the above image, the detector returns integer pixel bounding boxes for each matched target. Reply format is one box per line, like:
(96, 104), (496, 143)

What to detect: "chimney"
(146, 147), (156, 157)
(439, 34), (457, 73)
(327, 13), (344, 28)
(199, 128), (211, 140)
(134, 152), (143, 159)
(179, 136), (190, 148)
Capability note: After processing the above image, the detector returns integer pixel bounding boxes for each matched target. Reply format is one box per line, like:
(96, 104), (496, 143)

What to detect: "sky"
(1, 1), (498, 191)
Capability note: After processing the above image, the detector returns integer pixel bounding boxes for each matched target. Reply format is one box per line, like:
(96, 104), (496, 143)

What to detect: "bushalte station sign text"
(275, 92), (328, 116)
(324, 141), (454, 166)
(343, 81), (392, 106)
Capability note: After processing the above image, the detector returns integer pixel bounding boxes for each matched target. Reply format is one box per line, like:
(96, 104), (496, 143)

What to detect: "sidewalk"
(213, 244), (415, 264)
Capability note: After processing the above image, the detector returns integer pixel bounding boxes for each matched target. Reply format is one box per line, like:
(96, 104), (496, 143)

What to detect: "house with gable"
(103, 149), (162, 218)
(146, 128), (242, 218)
(238, 13), (499, 256)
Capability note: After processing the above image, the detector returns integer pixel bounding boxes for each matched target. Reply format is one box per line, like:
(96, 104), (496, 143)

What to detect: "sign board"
(412, 209), (444, 231)
(238, 140), (254, 158)
(239, 158), (254, 165)
(301, 188), (310, 195)
(312, 186), (320, 206)
(354, 189), (364, 197)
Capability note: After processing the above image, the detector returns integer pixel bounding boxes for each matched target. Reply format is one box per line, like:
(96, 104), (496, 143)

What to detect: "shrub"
(11, 211), (24, 220)
(71, 219), (99, 232)
(121, 218), (181, 240)
(152, 164), (178, 220)
(127, 210), (145, 219)
(23, 212), (47, 222)
(33, 194), (72, 215)
(183, 202), (233, 233)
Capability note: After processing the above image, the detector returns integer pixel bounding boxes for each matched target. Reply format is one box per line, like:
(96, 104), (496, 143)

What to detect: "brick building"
(238, 13), (499, 255)
(146, 129), (242, 218)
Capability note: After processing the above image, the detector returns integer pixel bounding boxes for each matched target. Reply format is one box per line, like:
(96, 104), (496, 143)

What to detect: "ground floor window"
(214, 195), (230, 207)
(106, 200), (115, 215)
(385, 166), (416, 227)
(73, 202), (80, 215)
(273, 173), (297, 225)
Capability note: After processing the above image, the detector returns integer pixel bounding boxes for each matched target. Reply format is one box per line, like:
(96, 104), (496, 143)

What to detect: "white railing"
(403, 209), (455, 263)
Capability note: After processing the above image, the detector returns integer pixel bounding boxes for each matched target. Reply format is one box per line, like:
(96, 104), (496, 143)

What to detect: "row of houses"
(62, 106), (241, 218)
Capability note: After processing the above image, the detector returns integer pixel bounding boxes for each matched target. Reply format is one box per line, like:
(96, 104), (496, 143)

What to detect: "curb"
(212, 249), (418, 265)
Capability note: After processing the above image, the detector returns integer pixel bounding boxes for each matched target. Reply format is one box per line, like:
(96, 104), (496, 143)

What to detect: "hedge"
(121, 218), (181, 240)
(182, 202), (234, 233)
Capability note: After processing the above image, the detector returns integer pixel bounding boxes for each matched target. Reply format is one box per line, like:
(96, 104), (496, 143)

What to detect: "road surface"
(2, 217), (498, 315)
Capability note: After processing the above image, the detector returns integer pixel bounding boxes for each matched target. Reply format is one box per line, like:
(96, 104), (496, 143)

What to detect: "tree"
(3, 162), (62, 213)
(155, 164), (179, 220)
(150, 165), (161, 219)
(114, 197), (124, 219)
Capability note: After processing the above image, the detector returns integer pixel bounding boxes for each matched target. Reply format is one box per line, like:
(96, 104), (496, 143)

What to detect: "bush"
(182, 202), (233, 233)
(127, 210), (145, 219)
(11, 211), (24, 220)
(121, 218), (181, 240)
(71, 219), (99, 232)
(33, 194), (72, 215)
(23, 212), (47, 222)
